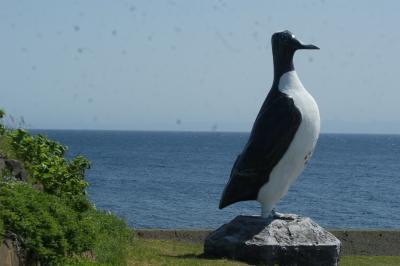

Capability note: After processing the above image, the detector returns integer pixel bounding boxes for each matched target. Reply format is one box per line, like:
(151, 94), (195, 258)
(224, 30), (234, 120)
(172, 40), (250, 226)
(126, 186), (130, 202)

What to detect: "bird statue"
(219, 30), (320, 218)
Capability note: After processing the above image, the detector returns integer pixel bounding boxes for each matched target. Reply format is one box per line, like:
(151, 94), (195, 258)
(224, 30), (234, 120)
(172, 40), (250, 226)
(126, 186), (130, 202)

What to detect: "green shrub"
(0, 216), (4, 241)
(0, 112), (134, 265)
(84, 210), (133, 265)
(62, 210), (134, 266)
(0, 109), (5, 135)
(1, 129), (91, 212)
(0, 182), (96, 263)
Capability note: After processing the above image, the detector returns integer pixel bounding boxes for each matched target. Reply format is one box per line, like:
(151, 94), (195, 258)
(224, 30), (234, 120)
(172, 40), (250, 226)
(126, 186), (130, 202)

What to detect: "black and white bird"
(219, 30), (320, 218)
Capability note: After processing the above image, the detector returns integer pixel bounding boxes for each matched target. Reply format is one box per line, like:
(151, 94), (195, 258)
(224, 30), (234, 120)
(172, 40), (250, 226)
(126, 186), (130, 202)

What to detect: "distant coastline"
(29, 128), (400, 136)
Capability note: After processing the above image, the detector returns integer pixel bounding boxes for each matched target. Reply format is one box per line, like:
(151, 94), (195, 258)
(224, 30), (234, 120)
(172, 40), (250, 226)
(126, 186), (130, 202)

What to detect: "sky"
(1, 0), (399, 133)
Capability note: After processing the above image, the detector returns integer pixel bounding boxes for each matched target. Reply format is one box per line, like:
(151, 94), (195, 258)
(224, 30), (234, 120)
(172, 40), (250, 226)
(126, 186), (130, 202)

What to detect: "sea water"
(31, 130), (400, 229)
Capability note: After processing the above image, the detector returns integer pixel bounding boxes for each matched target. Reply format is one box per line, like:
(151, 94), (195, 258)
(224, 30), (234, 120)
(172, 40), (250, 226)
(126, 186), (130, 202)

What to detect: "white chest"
(279, 71), (320, 158)
(257, 71), (320, 214)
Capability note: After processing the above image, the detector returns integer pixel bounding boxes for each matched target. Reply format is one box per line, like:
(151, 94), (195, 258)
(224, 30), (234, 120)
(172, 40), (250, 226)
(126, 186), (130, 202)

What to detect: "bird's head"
(271, 30), (319, 52)
(271, 30), (319, 79)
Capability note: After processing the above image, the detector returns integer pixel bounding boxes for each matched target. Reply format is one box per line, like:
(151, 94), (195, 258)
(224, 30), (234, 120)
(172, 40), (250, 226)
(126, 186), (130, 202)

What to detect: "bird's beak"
(297, 42), (319, 50)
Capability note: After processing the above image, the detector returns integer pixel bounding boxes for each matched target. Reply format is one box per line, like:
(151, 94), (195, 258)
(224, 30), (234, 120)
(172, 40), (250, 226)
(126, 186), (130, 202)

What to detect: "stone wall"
(135, 228), (400, 256)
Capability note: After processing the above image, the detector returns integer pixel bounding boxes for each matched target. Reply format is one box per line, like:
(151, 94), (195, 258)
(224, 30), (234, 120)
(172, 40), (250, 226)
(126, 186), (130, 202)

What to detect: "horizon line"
(27, 128), (400, 136)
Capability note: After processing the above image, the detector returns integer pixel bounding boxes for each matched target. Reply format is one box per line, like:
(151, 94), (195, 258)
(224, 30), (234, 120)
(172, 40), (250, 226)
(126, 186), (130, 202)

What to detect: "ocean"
(31, 130), (400, 229)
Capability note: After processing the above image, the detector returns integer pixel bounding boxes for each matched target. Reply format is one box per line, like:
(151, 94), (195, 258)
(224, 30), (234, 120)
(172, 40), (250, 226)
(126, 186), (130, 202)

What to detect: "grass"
(124, 239), (400, 266)
(341, 256), (400, 266)
(127, 239), (245, 266)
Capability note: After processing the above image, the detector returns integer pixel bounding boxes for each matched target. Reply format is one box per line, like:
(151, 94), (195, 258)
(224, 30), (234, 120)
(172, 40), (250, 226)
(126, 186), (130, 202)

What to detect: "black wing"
(219, 93), (301, 209)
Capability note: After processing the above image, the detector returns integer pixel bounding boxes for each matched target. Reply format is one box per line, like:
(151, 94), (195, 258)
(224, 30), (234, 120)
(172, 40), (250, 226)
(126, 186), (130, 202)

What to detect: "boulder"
(5, 160), (27, 181)
(0, 157), (27, 182)
(204, 214), (340, 266)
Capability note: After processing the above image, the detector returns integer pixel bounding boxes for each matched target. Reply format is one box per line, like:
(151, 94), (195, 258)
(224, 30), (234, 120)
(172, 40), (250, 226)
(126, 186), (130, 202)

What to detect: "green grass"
(127, 239), (245, 266)
(124, 239), (400, 266)
(341, 256), (400, 266)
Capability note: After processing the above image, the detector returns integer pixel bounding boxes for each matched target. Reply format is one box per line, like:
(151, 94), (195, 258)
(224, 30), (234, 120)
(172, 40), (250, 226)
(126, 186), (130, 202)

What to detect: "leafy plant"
(0, 109), (5, 134)
(0, 182), (96, 263)
(85, 210), (133, 265)
(0, 217), (4, 241)
(2, 129), (90, 211)
(0, 111), (134, 265)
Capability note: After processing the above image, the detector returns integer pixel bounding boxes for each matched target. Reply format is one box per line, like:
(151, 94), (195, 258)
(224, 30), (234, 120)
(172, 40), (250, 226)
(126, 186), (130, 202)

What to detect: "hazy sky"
(1, 0), (399, 133)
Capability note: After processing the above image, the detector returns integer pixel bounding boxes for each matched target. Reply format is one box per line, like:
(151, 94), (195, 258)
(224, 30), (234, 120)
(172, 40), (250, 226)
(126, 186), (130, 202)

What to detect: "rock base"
(204, 214), (341, 266)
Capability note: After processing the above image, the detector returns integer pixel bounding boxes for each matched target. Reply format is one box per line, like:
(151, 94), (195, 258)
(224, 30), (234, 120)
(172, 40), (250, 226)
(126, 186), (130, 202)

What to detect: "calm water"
(31, 130), (400, 229)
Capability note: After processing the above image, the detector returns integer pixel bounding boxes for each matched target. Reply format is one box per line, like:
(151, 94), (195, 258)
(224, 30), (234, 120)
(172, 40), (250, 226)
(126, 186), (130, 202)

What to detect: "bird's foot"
(271, 209), (294, 220)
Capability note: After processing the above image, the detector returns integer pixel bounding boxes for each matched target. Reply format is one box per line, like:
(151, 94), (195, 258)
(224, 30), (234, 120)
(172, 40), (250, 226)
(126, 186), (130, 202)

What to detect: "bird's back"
(219, 84), (302, 209)
(256, 70), (320, 214)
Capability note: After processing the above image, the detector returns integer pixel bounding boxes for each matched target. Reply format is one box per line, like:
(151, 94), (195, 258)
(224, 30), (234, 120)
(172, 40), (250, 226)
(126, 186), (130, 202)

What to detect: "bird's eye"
(291, 34), (295, 39)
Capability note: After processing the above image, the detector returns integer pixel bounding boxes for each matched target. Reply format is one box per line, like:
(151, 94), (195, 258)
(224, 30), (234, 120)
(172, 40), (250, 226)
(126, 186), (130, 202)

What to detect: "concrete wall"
(135, 229), (400, 256)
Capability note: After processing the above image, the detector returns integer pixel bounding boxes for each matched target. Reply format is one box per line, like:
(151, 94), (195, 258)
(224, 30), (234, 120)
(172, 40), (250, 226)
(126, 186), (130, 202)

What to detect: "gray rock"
(204, 214), (341, 266)
(5, 159), (27, 181)
(0, 158), (28, 182)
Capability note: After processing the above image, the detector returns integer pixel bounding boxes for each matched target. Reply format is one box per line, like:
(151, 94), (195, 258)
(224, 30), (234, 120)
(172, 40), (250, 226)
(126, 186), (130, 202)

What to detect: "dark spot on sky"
(308, 56), (314, 63)
(212, 123), (218, 132)
(87, 98), (94, 103)
(31, 65), (37, 71)
(121, 50), (127, 55)
(129, 5), (136, 12)
(173, 26), (182, 33)
(74, 25), (80, 31)
(176, 119), (181, 125)
(252, 31), (259, 40)
(112, 30), (117, 36)
(215, 31), (240, 53)
(147, 35), (153, 42)
(218, 0), (227, 8)
(36, 33), (43, 39)
(77, 48), (83, 53)
(170, 45), (176, 51)
(20, 48), (28, 53)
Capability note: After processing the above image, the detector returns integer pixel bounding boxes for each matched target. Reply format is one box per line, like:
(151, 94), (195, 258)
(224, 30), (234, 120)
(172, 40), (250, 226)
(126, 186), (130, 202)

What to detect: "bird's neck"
(272, 50), (295, 86)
